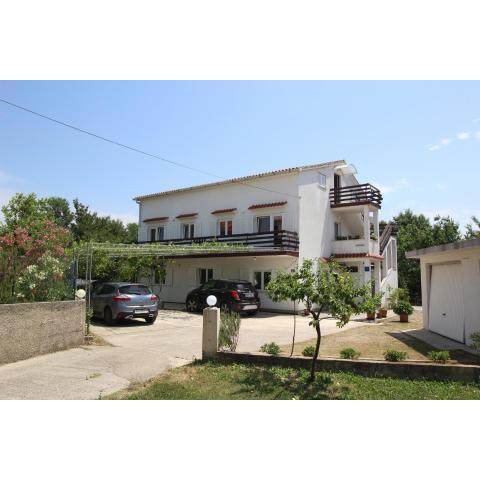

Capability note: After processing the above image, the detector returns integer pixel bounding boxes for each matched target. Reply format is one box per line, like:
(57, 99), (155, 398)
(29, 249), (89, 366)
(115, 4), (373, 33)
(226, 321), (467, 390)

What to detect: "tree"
(465, 216), (480, 239)
(393, 210), (461, 304)
(266, 259), (370, 382)
(43, 196), (74, 229)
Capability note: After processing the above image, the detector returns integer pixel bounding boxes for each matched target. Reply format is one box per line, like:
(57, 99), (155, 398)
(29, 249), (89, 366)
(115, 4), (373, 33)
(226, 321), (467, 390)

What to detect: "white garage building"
(406, 239), (480, 345)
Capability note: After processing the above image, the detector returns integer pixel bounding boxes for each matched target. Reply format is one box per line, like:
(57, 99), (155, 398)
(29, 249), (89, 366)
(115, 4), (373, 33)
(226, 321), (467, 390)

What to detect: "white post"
(202, 307), (220, 359)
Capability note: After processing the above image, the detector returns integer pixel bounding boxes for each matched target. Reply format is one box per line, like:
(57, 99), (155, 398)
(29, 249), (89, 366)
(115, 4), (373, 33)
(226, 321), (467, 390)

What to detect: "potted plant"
(393, 299), (414, 322)
(363, 293), (382, 320)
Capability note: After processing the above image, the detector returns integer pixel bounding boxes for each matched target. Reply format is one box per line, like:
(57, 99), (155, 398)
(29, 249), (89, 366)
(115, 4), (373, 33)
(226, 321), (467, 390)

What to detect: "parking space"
(0, 308), (366, 399)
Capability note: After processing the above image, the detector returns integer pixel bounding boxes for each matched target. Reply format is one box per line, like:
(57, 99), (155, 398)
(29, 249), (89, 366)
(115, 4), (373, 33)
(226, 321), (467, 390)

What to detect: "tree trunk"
(309, 314), (322, 382)
(289, 300), (297, 357)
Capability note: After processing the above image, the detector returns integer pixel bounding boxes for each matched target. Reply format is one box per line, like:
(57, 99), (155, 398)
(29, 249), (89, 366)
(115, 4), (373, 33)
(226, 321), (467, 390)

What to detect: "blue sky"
(0, 81), (478, 228)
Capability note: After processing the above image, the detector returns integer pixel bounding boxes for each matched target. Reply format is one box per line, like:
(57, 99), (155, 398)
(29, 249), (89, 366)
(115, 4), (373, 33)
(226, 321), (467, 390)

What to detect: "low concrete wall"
(217, 351), (480, 383)
(0, 300), (85, 365)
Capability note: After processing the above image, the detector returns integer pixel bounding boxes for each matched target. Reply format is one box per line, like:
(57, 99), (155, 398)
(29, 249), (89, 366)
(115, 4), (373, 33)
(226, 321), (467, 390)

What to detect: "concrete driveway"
(0, 308), (365, 400)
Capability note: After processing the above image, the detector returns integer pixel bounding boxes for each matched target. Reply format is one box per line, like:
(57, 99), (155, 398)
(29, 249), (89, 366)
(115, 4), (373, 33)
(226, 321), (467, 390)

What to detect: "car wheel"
(220, 302), (231, 314)
(145, 316), (156, 325)
(245, 311), (257, 317)
(186, 298), (197, 312)
(104, 307), (115, 325)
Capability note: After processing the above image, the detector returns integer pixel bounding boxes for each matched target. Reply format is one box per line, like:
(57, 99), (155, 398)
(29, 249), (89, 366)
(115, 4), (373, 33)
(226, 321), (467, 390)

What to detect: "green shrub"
(218, 312), (242, 352)
(362, 292), (382, 314)
(302, 345), (316, 357)
(384, 349), (408, 362)
(260, 342), (281, 355)
(387, 287), (410, 308)
(428, 351), (450, 363)
(392, 300), (414, 316)
(340, 348), (361, 359)
(469, 332), (480, 351)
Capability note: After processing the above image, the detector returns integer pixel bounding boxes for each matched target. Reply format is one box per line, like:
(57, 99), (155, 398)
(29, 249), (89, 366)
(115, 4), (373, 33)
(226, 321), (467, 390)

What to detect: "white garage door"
(429, 262), (465, 342)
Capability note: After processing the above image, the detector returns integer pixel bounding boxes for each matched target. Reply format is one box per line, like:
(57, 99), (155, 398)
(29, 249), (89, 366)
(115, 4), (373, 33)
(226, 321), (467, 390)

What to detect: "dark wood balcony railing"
(138, 230), (299, 251)
(379, 221), (397, 254)
(330, 183), (382, 209)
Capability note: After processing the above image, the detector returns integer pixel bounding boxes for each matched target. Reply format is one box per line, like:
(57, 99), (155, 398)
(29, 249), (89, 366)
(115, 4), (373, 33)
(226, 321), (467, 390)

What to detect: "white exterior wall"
(138, 174), (300, 242)
(418, 246), (480, 345)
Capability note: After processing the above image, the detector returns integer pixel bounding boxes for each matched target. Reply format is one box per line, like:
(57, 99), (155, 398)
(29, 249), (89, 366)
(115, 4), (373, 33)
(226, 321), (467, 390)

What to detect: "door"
(429, 262), (465, 342)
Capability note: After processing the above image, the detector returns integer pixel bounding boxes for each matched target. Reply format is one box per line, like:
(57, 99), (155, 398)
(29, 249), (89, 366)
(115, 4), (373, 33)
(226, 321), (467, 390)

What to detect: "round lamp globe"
(206, 295), (217, 307)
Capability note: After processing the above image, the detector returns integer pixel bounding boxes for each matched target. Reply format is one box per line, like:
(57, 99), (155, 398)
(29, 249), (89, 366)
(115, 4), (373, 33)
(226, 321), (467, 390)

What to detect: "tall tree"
(43, 196), (74, 229)
(465, 216), (480, 239)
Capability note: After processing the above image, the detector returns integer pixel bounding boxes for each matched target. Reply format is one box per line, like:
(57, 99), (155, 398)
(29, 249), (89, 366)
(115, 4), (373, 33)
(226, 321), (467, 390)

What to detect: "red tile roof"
(143, 216), (169, 223)
(176, 212), (198, 219)
(248, 201), (287, 210)
(133, 160), (346, 201)
(211, 208), (237, 215)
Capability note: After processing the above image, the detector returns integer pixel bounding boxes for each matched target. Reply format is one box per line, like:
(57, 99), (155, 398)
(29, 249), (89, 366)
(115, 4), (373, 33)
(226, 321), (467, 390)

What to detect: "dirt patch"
(283, 311), (480, 365)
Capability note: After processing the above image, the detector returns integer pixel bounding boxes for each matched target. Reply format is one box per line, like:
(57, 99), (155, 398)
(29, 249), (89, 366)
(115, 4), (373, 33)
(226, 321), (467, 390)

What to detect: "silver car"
(91, 283), (159, 325)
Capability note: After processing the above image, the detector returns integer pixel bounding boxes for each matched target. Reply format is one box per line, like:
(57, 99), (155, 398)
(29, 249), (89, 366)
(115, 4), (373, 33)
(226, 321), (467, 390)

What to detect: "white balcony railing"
(332, 238), (379, 255)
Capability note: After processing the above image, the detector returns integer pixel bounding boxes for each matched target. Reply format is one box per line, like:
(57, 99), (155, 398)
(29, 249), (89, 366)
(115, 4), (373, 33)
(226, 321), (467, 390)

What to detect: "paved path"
(0, 309), (366, 400)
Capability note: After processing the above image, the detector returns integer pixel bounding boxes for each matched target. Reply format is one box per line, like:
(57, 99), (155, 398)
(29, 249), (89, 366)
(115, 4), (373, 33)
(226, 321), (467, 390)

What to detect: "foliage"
(218, 311), (242, 352)
(386, 286), (409, 309)
(428, 351), (450, 363)
(260, 342), (281, 355)
(340, 348), (361, 359)
(469, 332), (480, 351)
(393, 210), (461, 304)
(266, 259), (370, 381)
(0, 193), (73, 303)
(383, 349), (408, 362)
(392, 299), (414, 316)
(465, 216), (480, 239)
(14, 255), (72, 302)
(362, 291), (382, 314)
(85, 307), (94, 336)
(302, 345), (316, 357)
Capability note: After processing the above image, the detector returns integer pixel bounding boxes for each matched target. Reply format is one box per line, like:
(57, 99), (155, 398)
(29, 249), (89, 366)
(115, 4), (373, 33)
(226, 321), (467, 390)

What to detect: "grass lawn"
(106, 361), (480, 400)
(284, 311), (480, 364)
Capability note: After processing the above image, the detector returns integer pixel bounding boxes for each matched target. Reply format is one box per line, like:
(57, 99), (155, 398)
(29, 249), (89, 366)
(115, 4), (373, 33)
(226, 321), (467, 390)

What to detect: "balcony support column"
(362, 205), (370, 241)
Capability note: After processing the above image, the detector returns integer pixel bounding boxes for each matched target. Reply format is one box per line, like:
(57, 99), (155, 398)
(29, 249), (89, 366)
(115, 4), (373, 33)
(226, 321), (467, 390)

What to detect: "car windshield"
(118, 285), (151, 295)
(235, 283), (254, 291)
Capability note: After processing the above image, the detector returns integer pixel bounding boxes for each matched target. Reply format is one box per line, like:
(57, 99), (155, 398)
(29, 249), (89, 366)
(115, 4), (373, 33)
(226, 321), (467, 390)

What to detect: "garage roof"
(406, 238), (480, 259)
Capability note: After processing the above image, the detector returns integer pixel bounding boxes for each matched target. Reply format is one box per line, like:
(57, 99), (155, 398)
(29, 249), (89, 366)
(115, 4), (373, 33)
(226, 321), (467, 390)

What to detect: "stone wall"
(0, 300), (85, 364)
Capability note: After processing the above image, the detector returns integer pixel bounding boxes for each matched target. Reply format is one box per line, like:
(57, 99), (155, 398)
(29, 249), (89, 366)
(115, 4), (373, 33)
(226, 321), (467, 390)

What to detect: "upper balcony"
(138, 230), (299, 252)
(332, 237), (380, 256)
(330, 183), (382, 209)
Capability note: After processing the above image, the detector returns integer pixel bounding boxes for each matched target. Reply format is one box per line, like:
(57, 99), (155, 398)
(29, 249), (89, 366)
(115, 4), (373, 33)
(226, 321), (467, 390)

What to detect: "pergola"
(75, 241), (262, 310)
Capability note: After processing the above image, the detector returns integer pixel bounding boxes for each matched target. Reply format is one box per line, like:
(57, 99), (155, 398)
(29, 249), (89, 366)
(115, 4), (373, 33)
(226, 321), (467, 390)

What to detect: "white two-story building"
(134, 160), (398, 311)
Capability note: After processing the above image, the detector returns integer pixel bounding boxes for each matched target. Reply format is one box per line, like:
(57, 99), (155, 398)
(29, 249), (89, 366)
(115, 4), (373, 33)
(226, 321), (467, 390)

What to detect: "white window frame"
(318, 172), (327, 190)
(253, 271), (272, 291)
(157, 226), (165, 241)
(217, 219), (233, 236)
(198, 268), (214, 285)
(255, 214), (283, 233)
(182, 223), (195, 239)
(149, 227), (156, 242)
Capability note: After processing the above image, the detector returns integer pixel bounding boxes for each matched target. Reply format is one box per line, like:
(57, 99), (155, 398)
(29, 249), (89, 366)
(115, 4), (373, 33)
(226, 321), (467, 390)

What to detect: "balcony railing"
(330, 183), (382, 209)
(138, 230), (299, 251)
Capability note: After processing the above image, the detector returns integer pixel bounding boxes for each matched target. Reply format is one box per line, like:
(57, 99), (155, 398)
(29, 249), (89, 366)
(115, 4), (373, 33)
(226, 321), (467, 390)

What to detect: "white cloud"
(375, 178), (409, 194)
(440, 138), (452, 146)
(457, 132), (470, 140)
(428, 144), (441, 151)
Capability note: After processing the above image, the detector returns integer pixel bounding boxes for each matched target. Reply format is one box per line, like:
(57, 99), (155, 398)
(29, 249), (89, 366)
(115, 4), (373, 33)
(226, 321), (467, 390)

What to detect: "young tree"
(266, 259), (370, 382)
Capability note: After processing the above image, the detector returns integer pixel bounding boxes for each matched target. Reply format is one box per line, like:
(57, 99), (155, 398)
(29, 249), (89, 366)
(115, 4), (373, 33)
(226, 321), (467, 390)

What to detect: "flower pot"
(380, 308), (388, 318)
(399, 314), (409, 322)
(376, 311), (383, 319)
(366, 312), (376, 320)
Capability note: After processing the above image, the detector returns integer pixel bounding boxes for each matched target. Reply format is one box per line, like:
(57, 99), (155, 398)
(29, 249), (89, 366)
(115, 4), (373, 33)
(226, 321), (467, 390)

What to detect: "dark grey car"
(91, 283), (159, 325)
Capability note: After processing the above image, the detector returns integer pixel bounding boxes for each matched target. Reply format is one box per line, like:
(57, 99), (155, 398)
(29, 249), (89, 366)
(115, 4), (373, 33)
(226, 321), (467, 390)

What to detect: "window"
(198, 268), (214, 285)
(254, 271), (272, 290)
(273, 216), (282, 232)
(99, 284), (116, 295)
(182, 223), (195, 239)
(119, 284), (152, 295)
(318, 172), (327, 190)
(256, 216), (270, 233)
(218, 220), (233, 236)
(200, 279), (216, 290)
(149, 228), (156, 242)
(157, 226), (165, 241)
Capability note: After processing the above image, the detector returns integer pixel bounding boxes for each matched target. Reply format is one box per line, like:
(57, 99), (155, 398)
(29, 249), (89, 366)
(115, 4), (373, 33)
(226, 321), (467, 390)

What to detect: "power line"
(0, 97), (299, 199)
